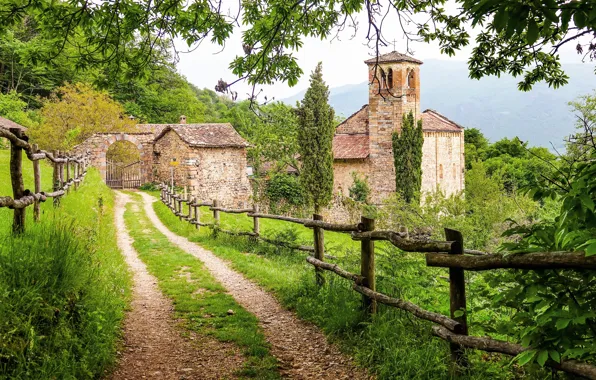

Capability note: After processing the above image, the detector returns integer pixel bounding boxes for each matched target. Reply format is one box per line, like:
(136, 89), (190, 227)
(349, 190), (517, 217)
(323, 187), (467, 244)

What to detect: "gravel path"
(139, 192), (370, 380)
(111, 192), (244, 380)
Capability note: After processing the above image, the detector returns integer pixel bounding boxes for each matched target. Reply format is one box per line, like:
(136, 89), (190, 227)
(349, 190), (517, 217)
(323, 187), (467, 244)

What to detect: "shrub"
(265, 173), (306, 213)
(348, 172), (370, 203)
(139, 182), (159, 191)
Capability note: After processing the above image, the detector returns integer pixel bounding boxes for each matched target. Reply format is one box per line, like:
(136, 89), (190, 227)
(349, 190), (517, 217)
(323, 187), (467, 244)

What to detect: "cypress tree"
(392, 111), (424, 203)
(297, 62), (335, 213)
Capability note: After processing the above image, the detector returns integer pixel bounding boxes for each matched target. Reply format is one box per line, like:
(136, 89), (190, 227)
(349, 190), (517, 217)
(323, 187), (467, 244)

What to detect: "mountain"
(283, 59), (596, 148)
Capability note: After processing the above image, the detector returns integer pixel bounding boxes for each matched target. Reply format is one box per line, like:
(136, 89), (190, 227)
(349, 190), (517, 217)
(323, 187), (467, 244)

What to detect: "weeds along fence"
(0, 126), (89, 233)
(159, 184), (596, 379)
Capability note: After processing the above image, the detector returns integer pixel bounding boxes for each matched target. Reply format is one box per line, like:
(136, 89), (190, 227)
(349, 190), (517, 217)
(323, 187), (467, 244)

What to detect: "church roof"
(364, 51), (423, 65)
(333, 134), (370, 159)
(153, 123), (250, 148)
(421, 110), (465, 132)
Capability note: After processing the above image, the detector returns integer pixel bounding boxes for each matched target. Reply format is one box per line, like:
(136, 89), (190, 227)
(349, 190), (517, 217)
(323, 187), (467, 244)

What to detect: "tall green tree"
(392, 111), (423, 203)
(297, 62), (335, 214)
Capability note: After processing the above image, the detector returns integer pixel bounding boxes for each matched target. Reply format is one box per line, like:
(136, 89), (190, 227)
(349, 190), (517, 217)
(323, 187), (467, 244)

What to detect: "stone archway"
(74, 132), (155, 185)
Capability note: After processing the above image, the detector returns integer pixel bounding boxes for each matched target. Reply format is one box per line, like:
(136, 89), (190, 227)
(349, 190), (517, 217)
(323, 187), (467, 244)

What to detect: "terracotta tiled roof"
(364, 51), (423, 65)
(154, 123), (250, 148)
(421, 110), (464, 133)
(0, 116), (27, 131)
(137, 124), (171, 136)
(333, 134), (370, 159)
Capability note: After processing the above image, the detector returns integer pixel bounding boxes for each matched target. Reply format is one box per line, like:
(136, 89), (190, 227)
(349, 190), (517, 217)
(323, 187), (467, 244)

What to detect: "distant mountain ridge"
(283, 59), (596, 148)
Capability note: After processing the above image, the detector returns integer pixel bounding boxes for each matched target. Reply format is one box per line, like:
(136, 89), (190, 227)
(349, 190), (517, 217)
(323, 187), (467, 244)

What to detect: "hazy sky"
(175, 6), (587, 101)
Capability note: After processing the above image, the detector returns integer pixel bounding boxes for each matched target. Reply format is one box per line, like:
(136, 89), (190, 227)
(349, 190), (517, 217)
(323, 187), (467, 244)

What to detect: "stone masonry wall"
(420, 131), (465, 196)
(152, 130), (192, 186)
(190, 147), (251, 207)
(153, 129), (251, 207)
(73, 132), (154, 183)
(368, 62), (421, 203)
(336, 106), (369, 134)
(333, 159), (371, 197)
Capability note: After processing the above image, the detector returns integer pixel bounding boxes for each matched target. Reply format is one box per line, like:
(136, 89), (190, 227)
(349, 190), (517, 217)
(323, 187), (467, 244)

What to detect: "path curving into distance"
(111, 192), (245, 380)
(138, 191), (370, 380)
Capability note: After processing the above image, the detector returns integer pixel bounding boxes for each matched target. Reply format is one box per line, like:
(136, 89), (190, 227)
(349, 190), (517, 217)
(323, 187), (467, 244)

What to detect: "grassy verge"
(123, 192), (279, 379)
(0, 149), (54, 232)
(150, 193), (549, 379)
(0, 169), (130, 379)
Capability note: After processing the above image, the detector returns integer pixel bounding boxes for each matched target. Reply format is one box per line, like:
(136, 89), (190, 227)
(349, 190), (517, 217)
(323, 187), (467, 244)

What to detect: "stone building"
(332, 52), (465, 204)
(152, 121), (252, 207)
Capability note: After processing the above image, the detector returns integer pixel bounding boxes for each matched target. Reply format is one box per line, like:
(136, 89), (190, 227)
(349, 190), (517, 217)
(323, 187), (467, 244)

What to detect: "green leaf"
(573, 11), (587, 28)
(454, 309), (465, 318)
(556, 318), (571, 330)
(549, 350), (561, 363)
(493, 9), (508, 31)
(536, 350), (549, 366)
(526, 19), (539, 45)
(516, 349), (536, 366)
(585, 242), (596, 257)
(579, 193), (595, 212)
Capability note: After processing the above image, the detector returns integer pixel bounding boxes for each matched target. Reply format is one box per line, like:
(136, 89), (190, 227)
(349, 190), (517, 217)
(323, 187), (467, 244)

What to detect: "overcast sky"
(174, 6), (587, 101)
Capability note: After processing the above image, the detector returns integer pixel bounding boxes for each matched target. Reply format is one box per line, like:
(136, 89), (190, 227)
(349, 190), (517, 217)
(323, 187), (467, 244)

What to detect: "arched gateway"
(73, 132), (154, 187)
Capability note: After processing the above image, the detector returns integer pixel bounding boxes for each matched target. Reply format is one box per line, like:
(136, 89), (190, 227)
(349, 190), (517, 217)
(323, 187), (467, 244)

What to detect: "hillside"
(283, 60), (596, 148)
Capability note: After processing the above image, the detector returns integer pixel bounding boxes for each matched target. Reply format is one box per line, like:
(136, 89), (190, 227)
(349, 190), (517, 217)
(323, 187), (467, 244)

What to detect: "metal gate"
(106, 160), (142, 189)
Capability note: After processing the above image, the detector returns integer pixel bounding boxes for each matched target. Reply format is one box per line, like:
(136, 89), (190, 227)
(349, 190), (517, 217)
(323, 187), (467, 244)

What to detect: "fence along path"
(159, 184), (596, 379)
(0, 124), (89, 233)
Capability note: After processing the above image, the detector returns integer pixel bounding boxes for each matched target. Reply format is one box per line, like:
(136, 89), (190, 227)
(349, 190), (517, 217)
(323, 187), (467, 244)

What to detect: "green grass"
(123, 192), (279, 379)
(0, 168), (131, 379)
(150, 192), (549, 379)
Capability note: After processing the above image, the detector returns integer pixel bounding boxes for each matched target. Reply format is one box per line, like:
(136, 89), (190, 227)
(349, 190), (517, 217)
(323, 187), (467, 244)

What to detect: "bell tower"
(365, 51), (423, 202)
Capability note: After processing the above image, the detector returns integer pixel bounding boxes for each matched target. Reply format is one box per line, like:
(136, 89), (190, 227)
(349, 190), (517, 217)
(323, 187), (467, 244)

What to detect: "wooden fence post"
(313, 213), (325, 286)
(74, 162), (79, 190)
(193, 197), (200, 230)
(66, 159), (71, 194)
(213, 199), (220, 226)
(53, 150), (60, 207)
(58, 153), (64, 189)
(445, 228), (469, 371)
(32, 144), (41, 222)
(360, 216), (376, 315)
(253, 203), (260, 235)
(9, 128), (25, 233)
(187, 192), (192, 221)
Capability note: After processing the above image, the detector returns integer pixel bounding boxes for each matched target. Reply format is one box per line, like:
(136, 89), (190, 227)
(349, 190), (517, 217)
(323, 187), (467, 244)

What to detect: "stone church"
(332, 52), (465, 204)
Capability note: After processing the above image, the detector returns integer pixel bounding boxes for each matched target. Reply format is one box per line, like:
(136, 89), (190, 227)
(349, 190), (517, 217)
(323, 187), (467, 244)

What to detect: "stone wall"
(368, 62), (421, 203)
(336, 106), (369, 134)
(72, 132), (154, 183)
(332, 159), (371, 197)
(420, 131), (465, 196)
(153, 129), (251, 207)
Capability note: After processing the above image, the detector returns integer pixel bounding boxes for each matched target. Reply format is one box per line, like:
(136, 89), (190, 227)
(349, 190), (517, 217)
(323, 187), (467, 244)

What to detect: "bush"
(265, 173), (306, 213)
(348, 172), (370, 203)
(139, 182), (159, 191)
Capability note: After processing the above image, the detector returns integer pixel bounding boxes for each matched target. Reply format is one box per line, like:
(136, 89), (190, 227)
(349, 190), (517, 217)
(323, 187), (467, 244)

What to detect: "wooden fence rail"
(1, 126), (89, 233)
(157, 184), (596, 379)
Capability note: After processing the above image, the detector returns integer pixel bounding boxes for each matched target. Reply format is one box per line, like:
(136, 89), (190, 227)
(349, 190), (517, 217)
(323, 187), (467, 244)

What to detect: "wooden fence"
(159, 184), (596, 379)
(0, 126), (89, 233)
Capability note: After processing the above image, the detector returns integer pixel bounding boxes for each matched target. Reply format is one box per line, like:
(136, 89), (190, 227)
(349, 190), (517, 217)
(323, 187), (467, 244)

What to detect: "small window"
(387, 68), (393, 89)
(439, 164), (443, 180)
(407, 70), (415, 88)
(453, 163), (456, 179)
(380, 68), (387, 89)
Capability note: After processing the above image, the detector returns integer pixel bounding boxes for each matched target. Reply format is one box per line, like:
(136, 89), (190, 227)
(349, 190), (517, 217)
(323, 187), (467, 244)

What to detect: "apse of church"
(332, 52), (465, 204)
